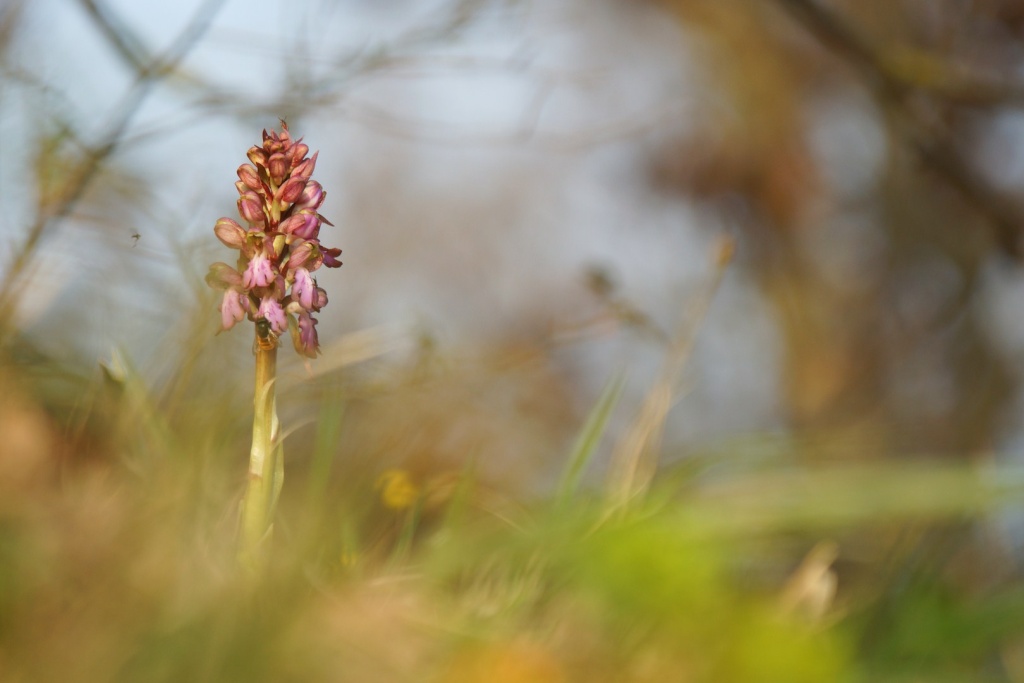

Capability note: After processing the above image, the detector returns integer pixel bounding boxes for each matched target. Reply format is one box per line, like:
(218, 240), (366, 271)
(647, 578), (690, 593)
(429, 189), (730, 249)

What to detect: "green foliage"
(556, 372), (625, 506)
(0, 344), (1019, 683)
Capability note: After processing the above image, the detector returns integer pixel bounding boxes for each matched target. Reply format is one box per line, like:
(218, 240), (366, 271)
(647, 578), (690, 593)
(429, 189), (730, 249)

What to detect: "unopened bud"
(247, 146), (267, 167)
(295, 181), (324, 211)
(268, 153), (289, 184)
(286, 240), (314, 271)
(237, 164), (262, 191)
(292, 151), (318, 181)
(214, 217), (247, 249)
(290, 143), (309, 166)
(278, 176), (307, 204)
(238, 192), (265, 225)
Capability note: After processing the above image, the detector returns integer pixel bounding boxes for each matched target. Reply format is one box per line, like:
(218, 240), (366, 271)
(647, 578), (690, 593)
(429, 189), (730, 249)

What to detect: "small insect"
(253, 318), (279, 353)
(130, 231), (140, 247)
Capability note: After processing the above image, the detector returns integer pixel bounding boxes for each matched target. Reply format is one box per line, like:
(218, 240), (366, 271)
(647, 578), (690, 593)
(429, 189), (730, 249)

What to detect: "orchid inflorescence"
(206, 122), (341, 357)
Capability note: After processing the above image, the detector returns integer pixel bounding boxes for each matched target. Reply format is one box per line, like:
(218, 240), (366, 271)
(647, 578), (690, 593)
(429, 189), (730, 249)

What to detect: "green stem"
(238, 338), (282, 569)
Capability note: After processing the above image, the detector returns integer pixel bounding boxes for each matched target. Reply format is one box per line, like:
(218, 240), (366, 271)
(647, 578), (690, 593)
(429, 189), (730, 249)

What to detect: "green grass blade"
(305, 398), (345, 514)
(556, 372), (626, 505)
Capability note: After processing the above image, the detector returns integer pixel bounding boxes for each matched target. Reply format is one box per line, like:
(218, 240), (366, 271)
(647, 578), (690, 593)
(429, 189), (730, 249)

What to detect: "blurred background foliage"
(3, 0), (1024, 680)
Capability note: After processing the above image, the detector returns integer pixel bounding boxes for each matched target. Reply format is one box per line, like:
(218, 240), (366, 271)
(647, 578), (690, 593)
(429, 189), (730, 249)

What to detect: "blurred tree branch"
(78, 0), (150, 75)
(0, 0), (24, 63)
(0, 0), (227, 342)
(773, 0), (1024, 259)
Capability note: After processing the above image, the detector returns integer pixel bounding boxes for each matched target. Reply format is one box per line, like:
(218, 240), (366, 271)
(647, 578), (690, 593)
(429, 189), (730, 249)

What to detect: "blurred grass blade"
(390, 499), (423, 566)
(557, 372), (625, 505)
(305, 398), (345, 514)
(440, 456), (478, 532)
(686, 462), (1024, 534)
(100, 348), (175, 461)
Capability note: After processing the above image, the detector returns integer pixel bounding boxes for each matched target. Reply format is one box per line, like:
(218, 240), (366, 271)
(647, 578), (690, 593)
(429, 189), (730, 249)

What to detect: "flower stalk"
(206, 122), (341, 568)
(238, 341), (281, 567)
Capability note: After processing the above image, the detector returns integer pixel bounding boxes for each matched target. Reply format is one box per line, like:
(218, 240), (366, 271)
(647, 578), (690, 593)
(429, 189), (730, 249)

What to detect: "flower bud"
(268, 153), (288, 184)
(247, 146), (267, 167)
(290, 143), (309, 166)
(292, 151), (318, 181)
(237, 164), (262, 191)
(237, 192), (265, 225)
(262, 128), (283, 154)
(271, 233), (287, 259)
(278, 176), (307, 204)
(280, 211), (319, 240)
(294, 181), (324, 211)
(286, 240), (314, 271)
(214, 217), (247, 249)
(278, 213), (304, 235)
(206, 262), (243, 289)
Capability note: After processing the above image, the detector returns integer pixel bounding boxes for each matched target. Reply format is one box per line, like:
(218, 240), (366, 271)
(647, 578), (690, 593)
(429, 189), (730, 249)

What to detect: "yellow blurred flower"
(375, 469), (420, 510)
(440, 641), (565, 683)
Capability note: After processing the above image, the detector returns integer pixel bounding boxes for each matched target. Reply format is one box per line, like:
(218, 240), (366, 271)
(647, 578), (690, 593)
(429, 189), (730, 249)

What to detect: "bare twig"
(773, 0), (1024, 259)
(605, 237), (735, 513)
(77, 0), (149, 74)
(0, 0), (227, 339)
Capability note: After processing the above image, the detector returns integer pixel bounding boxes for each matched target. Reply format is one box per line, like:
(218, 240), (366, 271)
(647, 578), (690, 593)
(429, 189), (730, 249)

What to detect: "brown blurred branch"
(78, 0), (150, 74)
(0, 0), (226, 342)
(773, 0), (1024, 259)
(116, 0), (499, 145)
(0, 1), (25, 63)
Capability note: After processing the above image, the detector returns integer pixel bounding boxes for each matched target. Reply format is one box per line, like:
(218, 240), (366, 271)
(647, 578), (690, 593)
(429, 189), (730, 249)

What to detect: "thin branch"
(0, 0), (227, 339)
(773, 0), (1024, 259)
(77, 0), (149, 74)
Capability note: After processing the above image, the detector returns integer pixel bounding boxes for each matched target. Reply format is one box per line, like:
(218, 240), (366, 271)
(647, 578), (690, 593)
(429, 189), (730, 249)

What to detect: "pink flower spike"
(214, 217), (247, 249)
(292, 268), (315, 310)
(220, 289), (248, 330)
(258, 297), (288, 334)
(243, 250), (275, 289)
(208, 124), (339, 358)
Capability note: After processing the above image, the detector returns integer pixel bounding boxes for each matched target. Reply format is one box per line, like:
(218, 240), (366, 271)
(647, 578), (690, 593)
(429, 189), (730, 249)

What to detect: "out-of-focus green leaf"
(556, 372), (625, 506)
